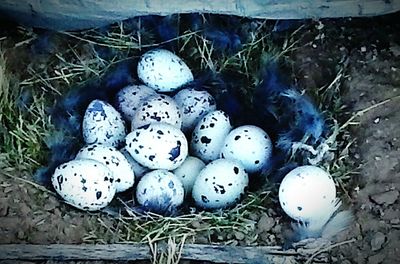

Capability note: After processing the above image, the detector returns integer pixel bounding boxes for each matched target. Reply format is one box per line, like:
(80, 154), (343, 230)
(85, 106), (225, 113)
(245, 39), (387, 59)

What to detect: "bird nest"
(0, 14), (357, 263)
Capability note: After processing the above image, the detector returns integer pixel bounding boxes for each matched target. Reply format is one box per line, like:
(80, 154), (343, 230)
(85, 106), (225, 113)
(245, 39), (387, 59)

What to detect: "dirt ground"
(1, 12), (400, 264)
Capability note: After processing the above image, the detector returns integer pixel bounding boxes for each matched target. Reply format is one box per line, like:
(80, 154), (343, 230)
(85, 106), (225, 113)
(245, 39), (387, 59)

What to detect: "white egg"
(136, 170), (184, 214)
(278, 165), (337, 223)
(125, 123), (188, 170)
(173, 88), (217, 132)
(82, 100), (126, 147)
(192, 159), (249, 210)
(191, 110), (232, 163)
(51, 159), (116, 211)
(131, 94), (182, 130)
(75, 144), (135, 193)
(172, 156), (205, 195)
(137, 49), (193, 92)
(115, 84), (157, 121)
(220, 125), (272, 174)
(120, 147), (150, 181)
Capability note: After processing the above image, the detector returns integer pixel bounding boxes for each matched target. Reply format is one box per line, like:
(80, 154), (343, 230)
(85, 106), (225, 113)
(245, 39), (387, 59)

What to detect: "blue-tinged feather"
(36, 59), (135, 186)
(272, 20), (306, 33)
(139, 15), (180, 50)
(203, 28), (241, 53)
(34, 130), (81, 187)
(252, 59), (327, 168)
(30, 31), (57, 55)
(281, 89), (325, 142)
(16, 89), (33, 112)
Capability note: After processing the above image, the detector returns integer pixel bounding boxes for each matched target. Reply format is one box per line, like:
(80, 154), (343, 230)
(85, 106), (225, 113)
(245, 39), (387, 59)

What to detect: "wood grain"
(0, 0), (399, 30)
(0, 243), (298, 263)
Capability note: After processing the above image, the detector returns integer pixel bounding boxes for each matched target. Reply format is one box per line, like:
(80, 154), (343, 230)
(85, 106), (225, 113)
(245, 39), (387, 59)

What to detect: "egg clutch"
(51, 49), (338, 225)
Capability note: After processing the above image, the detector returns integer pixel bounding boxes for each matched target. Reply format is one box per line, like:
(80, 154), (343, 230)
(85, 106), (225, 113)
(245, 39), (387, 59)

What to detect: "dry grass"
(0, 16), (361, 263)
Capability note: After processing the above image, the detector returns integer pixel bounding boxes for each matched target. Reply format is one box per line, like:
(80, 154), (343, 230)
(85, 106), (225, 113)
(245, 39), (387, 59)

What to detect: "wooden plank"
(0, 0), (399, 30)
(0, 244), (298, 263)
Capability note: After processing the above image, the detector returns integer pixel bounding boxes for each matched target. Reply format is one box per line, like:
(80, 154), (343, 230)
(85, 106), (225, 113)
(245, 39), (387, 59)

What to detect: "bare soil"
(1, 13), (400, 264)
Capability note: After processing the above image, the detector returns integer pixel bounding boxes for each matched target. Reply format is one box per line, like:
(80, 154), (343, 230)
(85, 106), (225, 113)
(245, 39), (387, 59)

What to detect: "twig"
(305, 238), (356, 264)
(339, 95), (400, 131)
(0, 171), (56, 196)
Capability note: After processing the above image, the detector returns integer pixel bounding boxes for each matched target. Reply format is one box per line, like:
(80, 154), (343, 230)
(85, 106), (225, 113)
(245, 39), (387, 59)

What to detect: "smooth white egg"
(278, 165), (337, 223)
(172, 156), (205, 195)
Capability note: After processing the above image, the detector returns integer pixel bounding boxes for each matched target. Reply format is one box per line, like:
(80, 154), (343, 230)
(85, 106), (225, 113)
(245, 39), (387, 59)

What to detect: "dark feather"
(35, 59), (135, 186)
(202, 15), (243, 54)
(34, 130), (81, 187)
(281, 89), (325, 142)
(252, 60), (326, 156)
(272, 20), (306, 33)
(139, 15), (180, 50)
(30, 30), (57, 55)
(187, 70), (247, 126)
(16, 88), (33, 112)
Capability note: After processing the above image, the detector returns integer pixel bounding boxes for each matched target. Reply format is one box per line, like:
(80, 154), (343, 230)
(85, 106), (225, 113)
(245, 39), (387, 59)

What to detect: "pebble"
(257, 213), (275, 233)
(370, 190), (399, 206)
(367, 253), (385, 264)
(234, 231), (245, 240)
(370, 232), (386, 251)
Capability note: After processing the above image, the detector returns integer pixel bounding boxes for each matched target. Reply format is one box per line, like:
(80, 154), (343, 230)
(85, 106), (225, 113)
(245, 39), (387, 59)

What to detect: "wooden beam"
(0, 0), (399, 30)
(0, 244), (298, 263)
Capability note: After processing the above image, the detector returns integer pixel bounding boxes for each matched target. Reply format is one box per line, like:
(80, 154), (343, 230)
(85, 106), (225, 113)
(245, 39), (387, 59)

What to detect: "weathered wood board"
(0, 243), (298, 263)
(0, 0), (399, 30)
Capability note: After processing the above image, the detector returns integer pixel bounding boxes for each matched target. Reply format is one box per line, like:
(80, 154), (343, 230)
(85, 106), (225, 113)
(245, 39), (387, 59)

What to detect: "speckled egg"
(220, 125), (273, 174)
(191, 110), (232, 163)
(279, 166), (337, 223)
(75, 144), (135, 193)
(120, 147), (150, 181)
(131, 94), (182, 130)
(82, 100), (126, 147)
(173, 88), (217, 132)
(137, 49), (193, 92)
(192, 159), (249, 210)
(115, 84), (157, 121)
(136, 170), (184, 214)
(51, 159), (116, 211)
(173, 156), (205, 195)
(125, 123), (188, 170)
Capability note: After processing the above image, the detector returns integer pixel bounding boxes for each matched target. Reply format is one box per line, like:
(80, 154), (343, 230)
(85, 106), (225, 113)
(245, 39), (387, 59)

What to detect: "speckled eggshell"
(220, 125), (273, 174)
(191, 110), (232, 163)
(137, 49), (194, 92)
(192, 159), (248, 210)
(75, 144), (135, 193)
(115, 84), (157, 121)
(131, 94), (182, 130)
(82, 100), (126, 147)
(125, 123), (188, 170)
(120, 147), (150, 181)
(172, 156), (205, 195)
(278, 165), (337, 222)
(136, 170), (184, 214)
(173, 88), (217, 132)
(51, 159), (116, 211)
